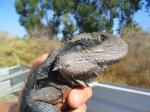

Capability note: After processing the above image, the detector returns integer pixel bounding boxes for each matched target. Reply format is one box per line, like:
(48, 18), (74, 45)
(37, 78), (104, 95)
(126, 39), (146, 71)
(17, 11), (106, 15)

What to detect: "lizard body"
(20, 32), (128, 112)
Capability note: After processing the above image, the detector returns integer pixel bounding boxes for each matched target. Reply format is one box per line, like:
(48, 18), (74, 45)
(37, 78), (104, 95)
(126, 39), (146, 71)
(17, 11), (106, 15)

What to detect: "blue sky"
(0, 0), (150, 37)
(0, 0), (26, 37)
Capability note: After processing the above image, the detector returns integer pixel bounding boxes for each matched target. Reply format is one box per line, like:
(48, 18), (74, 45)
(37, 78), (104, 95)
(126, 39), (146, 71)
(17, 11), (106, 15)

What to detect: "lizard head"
(53, 32), (128, 86)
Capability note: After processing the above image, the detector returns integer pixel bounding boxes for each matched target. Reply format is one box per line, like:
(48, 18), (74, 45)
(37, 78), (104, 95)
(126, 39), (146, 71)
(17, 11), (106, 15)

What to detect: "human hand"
(32, 53), (92, 112)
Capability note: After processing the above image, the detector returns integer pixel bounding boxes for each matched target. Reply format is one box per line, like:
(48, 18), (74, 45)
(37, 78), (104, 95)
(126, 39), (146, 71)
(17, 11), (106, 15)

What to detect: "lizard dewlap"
(20, 32), (128, 112)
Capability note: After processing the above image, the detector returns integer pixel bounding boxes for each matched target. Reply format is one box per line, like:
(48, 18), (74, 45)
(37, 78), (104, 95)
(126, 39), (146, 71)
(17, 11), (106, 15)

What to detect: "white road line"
(89, 82), (150, 96)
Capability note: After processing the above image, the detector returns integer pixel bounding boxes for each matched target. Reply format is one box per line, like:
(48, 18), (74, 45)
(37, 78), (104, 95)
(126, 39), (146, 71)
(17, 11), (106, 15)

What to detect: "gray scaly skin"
(20, 32), (128, 112)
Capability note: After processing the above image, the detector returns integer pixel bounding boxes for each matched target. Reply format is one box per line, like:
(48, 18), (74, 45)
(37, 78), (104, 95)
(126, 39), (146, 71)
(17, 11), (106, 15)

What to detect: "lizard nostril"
(66, 64), (70, 67)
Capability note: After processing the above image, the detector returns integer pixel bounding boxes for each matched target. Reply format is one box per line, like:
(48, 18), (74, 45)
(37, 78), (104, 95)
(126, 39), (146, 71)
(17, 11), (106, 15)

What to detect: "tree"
(15, 0), (54, 38)
(145, 0), (150, 14)
(15, 0), (143, 39)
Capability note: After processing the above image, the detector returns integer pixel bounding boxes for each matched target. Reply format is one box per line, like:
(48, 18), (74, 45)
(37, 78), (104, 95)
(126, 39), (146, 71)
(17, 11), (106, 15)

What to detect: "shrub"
(0, 34), (60, 67)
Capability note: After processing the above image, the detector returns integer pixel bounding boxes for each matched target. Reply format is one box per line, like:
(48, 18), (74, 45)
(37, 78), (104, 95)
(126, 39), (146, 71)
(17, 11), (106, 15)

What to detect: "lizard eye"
(100, 34), (109, 41)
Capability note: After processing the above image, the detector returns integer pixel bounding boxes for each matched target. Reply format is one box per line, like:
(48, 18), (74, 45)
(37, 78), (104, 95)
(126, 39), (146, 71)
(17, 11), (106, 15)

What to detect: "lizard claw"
(75, 80), (88, 87)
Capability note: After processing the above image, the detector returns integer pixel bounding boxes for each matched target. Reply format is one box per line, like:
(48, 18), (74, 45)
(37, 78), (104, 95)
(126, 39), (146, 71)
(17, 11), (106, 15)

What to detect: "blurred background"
(0, 0), (150, 92)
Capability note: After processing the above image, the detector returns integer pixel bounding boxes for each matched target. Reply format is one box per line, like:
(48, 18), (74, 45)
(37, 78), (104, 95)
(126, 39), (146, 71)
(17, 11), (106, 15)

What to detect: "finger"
(21, 53), (48, 96)
(31, 53), (49, 69)
(69, 104), (87, 112)
(0, 102), (19, 112)
(0, 101), (11, 112)
(68, 87), (92, 108)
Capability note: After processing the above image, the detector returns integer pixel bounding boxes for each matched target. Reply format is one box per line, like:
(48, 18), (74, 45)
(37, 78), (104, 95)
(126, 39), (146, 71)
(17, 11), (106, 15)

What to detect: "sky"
(0, 0), (150, 37)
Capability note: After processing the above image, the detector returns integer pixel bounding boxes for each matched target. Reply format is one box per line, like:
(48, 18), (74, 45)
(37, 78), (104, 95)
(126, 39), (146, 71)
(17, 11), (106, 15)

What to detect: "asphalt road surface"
(87, 82), (150, 112)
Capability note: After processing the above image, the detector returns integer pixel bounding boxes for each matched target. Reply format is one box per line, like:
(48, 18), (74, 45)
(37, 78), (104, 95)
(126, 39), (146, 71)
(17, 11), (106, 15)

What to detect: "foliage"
(15, 0), (144, 39)
(15, 0), (53, 37)
(145, 0), (150, 14)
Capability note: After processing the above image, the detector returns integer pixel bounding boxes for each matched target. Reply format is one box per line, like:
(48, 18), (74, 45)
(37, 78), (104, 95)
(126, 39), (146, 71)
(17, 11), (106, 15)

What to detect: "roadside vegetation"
(97, 27), (150, 89)
(0, 32), (60, 67)
(0, 27), (150, 88)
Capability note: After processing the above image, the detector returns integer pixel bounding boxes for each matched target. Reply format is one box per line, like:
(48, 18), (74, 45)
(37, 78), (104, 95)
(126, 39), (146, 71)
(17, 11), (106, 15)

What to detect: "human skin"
(0, 54), (92, 112)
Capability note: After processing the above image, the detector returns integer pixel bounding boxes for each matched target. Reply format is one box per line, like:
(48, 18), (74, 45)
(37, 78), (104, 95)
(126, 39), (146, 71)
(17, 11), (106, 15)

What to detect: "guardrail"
(0, 82), (23, 97)
(0, 65), (30, 97)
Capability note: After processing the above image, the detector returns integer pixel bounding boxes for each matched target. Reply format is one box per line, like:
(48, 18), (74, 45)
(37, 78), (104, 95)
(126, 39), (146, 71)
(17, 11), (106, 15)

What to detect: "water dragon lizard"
(20, 32), (128, 112)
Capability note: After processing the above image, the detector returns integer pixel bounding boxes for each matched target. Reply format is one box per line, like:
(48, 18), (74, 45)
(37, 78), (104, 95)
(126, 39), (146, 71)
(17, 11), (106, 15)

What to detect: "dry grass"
(0, 34), (61, 67)
(97, 27), (150, 89)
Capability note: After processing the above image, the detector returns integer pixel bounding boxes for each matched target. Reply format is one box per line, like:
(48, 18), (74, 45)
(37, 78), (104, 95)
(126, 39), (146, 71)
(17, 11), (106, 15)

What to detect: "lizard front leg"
(27, 85), (72, 112)
(27, 101), (60, 112)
